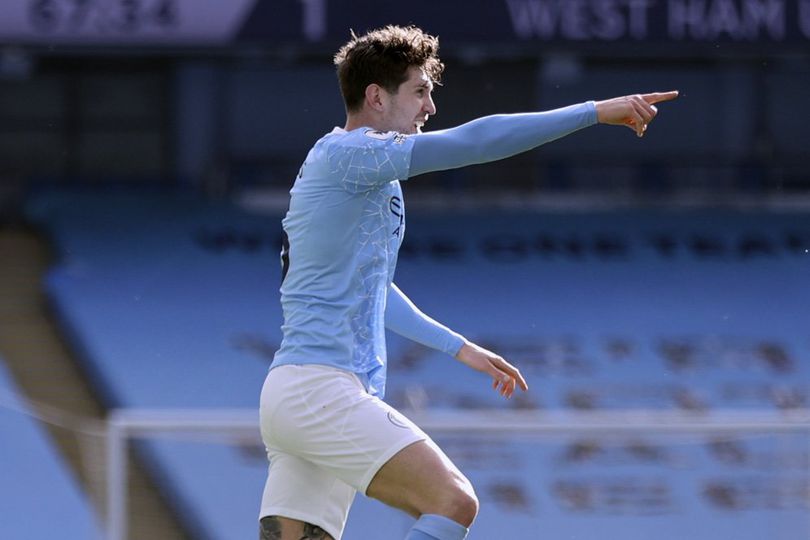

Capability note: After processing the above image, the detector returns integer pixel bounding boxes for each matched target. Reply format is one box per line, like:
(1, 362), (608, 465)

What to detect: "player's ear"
(365, 84), (386, 112)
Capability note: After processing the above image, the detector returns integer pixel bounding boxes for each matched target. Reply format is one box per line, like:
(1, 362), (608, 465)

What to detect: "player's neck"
(344, 110), (386, 133)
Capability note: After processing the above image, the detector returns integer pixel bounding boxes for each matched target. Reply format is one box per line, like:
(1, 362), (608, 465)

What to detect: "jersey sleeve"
(326, 129), (416, 193)
(385, 283), (466, 357)
(409, 101), (597, 177)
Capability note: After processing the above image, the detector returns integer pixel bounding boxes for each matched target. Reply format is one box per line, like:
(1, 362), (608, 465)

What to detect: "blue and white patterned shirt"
(272, 127), (430, 397)
(271, 102), (597, 397)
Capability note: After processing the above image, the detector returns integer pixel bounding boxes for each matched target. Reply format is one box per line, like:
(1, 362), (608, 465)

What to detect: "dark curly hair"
(333, 25), (444, 113)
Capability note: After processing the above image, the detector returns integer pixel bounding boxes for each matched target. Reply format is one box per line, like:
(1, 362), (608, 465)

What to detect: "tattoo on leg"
(259, 516), (282, 540)
(299, 523), (331, 540)
(259, 517), (332, 540)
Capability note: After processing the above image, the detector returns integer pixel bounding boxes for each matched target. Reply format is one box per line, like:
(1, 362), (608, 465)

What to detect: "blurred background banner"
(1, 2), (808, 200)
(238, 0), (810, 51)
(1, 0), (810, 50)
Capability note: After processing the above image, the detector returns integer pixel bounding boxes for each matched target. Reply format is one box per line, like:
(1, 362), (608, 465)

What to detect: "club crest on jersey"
(363, 130), (408, 144)
(364, 129), (393, 140)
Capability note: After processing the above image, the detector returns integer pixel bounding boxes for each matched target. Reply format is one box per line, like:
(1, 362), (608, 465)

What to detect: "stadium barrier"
(105, 407), (810, 540)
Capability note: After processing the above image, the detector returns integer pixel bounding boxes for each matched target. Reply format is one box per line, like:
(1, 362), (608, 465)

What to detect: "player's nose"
(424, 94), (436, 115)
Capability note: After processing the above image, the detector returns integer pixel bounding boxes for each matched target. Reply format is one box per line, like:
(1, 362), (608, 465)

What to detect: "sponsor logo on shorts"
(387, 411), (410, 429)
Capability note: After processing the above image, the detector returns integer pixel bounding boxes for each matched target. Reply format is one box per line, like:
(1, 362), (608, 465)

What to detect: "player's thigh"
(366, 437), (476, 518)
(261, 364), (428, 495)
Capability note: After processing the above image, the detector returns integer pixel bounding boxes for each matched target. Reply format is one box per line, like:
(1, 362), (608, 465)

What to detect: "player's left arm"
(385, 283), (528, 398)
(408, 90), (678, 177)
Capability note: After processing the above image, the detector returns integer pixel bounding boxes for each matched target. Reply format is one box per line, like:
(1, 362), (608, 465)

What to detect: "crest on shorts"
(387, 411), (410, 429)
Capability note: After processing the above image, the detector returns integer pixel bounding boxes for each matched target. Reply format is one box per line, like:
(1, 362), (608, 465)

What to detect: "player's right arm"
(409, 91), (678, 177)
(385, 284), (528, 399)
(455, 341), (529, 399)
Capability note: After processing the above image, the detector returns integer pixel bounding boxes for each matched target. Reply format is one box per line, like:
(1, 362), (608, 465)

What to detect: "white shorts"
(258, 364), (428, 540)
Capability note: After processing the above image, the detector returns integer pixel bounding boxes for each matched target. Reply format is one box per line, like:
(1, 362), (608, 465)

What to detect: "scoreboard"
(1, 0), (809, 53)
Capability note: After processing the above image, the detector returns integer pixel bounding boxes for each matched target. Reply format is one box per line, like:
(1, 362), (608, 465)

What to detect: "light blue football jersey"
(271, 127), (414, 396)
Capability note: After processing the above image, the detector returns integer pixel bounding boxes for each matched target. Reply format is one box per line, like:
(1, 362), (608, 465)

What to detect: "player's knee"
(432, 478), (478, 527)
(451, 482), (479, 527)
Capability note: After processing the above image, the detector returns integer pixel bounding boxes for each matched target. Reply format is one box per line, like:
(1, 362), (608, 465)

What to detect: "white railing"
(106, 408), (810, 540)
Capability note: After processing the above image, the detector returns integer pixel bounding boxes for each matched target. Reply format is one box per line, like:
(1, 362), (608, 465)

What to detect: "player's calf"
(259, 516), (334, 540)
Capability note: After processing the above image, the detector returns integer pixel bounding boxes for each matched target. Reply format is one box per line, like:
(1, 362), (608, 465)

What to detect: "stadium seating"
(27, 188), (809, 539)
(0, 357), (102, 539)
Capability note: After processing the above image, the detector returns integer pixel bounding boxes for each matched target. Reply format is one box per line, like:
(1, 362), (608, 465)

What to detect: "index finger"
(642, 90), (679, 104)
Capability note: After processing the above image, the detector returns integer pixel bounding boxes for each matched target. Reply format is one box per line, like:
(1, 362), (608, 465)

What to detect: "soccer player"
(259, 25), (678, 540)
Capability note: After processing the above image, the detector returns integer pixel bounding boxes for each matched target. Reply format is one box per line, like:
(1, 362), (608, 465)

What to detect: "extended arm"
(409, 102), (596, 177)
(409, 91), (679, 177)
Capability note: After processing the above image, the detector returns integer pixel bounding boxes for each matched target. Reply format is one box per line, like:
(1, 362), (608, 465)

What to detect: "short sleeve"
(326, 129), (416, 193)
